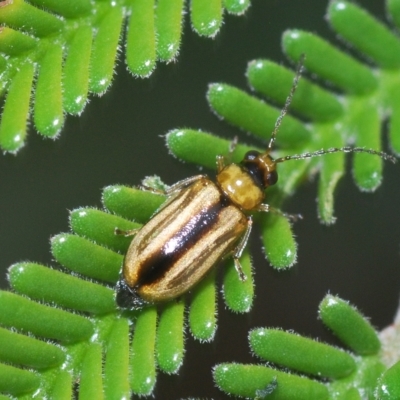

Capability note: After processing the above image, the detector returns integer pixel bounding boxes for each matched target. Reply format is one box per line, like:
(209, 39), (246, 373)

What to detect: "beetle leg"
(165, 175), (206, 195)
(114, 227), (140, 237)
(142, 175), (207, 217)
(139, 185), (165, 194)
(229, 135), (238, 155)
(233, 259), (246, 281)
(141, 175), (206, 195)
(257, 204), (302, 222)
(216, 136), (239, 173)
(231, 217), (252, 281)
(216, 155), (225, 173)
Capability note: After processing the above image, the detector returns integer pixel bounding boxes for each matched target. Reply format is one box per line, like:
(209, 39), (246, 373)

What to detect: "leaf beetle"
(116, 56), (396, 310)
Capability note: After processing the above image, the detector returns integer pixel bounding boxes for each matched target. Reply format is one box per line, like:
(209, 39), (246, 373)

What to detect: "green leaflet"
(249, 328), (356, 379)
(89, 4), (124, 94)
(9, 262), (116, 314)
(377, 360), (400, 399)
(126, 0), (156, 77)
(156, 301), (185, 373)
(33, 43), (64, 136)
(191, 0), (223, 37)
(156, 0), (184, 62)
(130, 308), (157, 395)
(103, 318), (130, 399)
(328, 1), (400, 69)
(0, 363), (41, 397)
(319, 295), (381, 355)
(0, 327), (65, 370)
(79, 343), (104, 400)
(0, 61), (34, 152)
(63, 25), (92, 114)
(189, 271), (217, 341)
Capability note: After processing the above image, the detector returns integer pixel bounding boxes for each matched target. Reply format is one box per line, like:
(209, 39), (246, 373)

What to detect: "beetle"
(115, 57), (397, 310)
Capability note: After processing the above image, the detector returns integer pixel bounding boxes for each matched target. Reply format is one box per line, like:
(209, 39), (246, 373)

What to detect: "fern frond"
(214, 294), (400, 399)
(0, 0), (251, 153)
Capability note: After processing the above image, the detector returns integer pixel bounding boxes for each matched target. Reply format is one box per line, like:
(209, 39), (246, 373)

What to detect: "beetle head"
(241, 150), (278, 189)
(115, 279), (149, 310)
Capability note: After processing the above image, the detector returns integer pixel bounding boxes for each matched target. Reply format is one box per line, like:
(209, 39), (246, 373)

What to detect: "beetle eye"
(265, 170), (278, 186)
(243, 150), (260, 161)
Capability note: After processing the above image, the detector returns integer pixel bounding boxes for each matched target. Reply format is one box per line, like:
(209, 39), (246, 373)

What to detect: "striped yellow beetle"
(116, 57), (396, 310)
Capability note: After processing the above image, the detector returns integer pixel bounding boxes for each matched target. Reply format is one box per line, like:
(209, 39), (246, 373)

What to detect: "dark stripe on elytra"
(167, 213), (242, 286)
(136, 201), (223, 287)
(139, 182), (205, 250)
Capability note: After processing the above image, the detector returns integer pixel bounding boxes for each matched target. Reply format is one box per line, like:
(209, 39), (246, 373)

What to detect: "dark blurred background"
(0, 0), (399, 398)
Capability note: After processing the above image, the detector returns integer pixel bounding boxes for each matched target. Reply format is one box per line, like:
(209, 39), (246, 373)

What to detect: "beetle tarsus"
(114, 227), (139, 237)
(257, 204), (302, 222)
(234, 258), (247, 281)
(139, 184), (166, 195)
(229, 135), (238, 154)
(284, 212), (303, 222)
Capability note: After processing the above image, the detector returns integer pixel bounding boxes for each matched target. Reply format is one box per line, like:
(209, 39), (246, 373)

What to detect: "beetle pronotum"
(116, 56), (397, 310)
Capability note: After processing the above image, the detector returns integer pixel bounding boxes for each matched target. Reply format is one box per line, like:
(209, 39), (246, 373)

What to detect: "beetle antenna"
(267, 54), (305, 151)
(274, 146), (397, 164)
